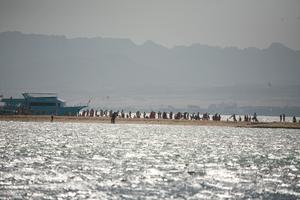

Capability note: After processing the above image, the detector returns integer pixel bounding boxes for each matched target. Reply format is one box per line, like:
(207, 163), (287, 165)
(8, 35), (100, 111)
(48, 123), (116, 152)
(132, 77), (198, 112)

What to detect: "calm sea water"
(0, 121), (299, 199)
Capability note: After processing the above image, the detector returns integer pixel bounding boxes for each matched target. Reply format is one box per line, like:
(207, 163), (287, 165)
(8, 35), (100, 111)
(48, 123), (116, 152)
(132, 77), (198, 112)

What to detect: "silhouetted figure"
(280, 115), (282, 122)
(229, 114), (237, 122)
(90, 109), (94, 117)
(175, 112), (181, 119)
(149, 111), (155, 119)
(163, 112), (167, 119)
(191, 113), (195, 120)
(158, 111), (161, 119)
(203, 113), (209, 120)
(183, 112), (187, 120)
(283, 114), (285, 122)
(196, 112), (200, 120)
(111, 112), (118, 124)
(293, 116), (297, 123)
(212, 113), (217, 121)
(51, 115), (54, 122)
(136, 111), (141, 118)
(212, 113), (221, 121)
(252, 112), (258, 122)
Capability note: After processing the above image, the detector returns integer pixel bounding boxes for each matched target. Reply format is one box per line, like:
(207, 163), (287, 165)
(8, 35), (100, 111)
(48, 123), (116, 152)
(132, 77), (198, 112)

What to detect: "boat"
(0, 93), (87, 116)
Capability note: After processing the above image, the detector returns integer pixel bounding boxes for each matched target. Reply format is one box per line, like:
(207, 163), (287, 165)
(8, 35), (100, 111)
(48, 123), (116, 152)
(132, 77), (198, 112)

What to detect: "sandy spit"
(1, 115), (300, 129)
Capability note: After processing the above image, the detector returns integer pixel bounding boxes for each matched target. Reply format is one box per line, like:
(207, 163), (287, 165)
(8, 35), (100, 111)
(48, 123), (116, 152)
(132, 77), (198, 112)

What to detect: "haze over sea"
(1, 121), (299, 199)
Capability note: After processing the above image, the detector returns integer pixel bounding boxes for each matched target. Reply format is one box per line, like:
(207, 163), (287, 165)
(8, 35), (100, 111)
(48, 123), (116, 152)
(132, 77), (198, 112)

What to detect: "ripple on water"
(0, 121), (300, 199)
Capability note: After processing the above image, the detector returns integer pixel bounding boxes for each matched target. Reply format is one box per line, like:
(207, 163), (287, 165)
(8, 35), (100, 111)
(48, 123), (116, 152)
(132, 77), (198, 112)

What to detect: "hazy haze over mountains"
(0, 31), (300, 110)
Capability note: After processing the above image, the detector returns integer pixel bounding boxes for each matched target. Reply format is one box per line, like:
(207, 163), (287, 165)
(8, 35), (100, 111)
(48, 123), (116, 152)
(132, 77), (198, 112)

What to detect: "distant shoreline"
(1, 115), (300, 129)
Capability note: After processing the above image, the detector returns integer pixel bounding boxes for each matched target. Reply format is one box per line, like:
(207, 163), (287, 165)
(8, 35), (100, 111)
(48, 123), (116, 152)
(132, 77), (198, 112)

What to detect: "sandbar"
(1, 115), (300, 129)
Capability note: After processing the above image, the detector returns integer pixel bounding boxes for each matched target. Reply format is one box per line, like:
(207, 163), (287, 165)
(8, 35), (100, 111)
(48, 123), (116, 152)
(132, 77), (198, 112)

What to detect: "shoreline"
(1, 115), (300, 129)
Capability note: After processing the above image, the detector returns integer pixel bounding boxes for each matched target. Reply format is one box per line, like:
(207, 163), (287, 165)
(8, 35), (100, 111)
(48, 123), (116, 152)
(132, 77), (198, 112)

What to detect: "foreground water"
(0, 121), (299, 199)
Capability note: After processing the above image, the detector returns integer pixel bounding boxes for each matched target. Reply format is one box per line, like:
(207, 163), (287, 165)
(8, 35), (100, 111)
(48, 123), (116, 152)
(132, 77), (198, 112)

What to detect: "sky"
(0, 0), (300, 49)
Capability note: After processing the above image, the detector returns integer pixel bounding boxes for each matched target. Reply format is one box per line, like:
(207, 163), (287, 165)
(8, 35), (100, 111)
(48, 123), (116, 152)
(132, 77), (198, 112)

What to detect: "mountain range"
(0, 31), (300, 111)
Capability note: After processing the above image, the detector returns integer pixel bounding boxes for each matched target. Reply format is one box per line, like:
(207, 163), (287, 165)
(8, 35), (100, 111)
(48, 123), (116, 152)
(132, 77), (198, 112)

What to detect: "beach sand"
(1, 115), (300, 129)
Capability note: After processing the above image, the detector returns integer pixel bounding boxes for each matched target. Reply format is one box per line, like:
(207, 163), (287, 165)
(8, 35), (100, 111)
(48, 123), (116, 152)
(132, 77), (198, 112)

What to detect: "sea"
(0, 121), (299, 199)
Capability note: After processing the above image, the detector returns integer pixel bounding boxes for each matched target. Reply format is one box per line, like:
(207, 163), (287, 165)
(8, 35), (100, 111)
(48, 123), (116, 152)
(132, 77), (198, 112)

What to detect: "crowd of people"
(78, 109), (299, 124)
(228, 113), (258, 122)
(79, 109), (223, 121)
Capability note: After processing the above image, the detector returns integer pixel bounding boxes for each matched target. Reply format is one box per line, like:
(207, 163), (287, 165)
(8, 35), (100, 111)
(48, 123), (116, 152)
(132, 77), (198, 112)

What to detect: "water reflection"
(0, 121), (299, 199)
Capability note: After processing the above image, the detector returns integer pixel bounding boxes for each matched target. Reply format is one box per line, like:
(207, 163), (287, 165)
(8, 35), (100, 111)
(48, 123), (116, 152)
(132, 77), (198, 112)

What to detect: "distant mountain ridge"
(0, 31), (299, 108)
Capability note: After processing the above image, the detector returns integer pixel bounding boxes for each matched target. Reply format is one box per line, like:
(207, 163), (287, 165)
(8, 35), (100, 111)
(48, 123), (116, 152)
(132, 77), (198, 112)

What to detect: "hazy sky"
(0, 0), (300, 49)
